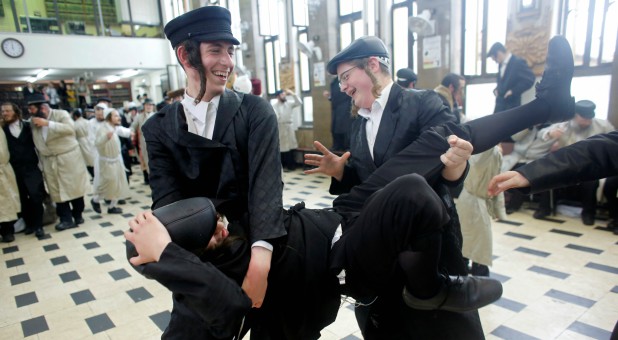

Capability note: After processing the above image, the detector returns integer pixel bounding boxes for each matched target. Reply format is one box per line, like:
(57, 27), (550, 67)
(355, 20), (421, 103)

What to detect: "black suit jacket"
(142, 89), (286, 244)
(494, 54), (535, 112)
(330, 84), (456, 196)
(517, 130), (618, 193)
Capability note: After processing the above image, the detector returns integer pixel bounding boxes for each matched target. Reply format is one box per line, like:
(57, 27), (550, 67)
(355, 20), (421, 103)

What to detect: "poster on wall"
(422, 36), (442, 69)
(313, 62), (326, 87)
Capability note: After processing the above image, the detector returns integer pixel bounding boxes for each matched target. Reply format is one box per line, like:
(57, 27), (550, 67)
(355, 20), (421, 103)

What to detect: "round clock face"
(2, 38), (25, 58)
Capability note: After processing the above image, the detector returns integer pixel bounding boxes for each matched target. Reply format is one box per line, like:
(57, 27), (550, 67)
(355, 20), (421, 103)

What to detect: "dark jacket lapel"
(213, 89), (243, 142)
(163, 102), (223, 149)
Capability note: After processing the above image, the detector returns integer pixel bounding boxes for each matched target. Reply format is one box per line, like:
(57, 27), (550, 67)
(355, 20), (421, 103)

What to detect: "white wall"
(0, 32), (171, 70)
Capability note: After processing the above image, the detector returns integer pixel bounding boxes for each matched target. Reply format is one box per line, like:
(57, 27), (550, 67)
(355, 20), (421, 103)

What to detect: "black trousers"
(15, 169), (45, 229)
(56, 197), (85, 224)
(332, 174), (449, 298)
(603, 176), (618, 220)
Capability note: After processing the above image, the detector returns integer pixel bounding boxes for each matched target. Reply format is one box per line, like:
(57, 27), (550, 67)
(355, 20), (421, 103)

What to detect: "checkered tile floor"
(1, 168), (617, 339)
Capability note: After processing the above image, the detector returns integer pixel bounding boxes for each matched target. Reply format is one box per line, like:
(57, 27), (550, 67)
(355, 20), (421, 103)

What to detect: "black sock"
(398, 233), (443, 299)
(463, 99), (550, 154)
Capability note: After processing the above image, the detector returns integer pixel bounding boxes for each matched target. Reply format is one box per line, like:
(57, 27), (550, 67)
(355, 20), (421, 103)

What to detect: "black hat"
(487, 42), (506, 58)
(396, 68), (417, 85)
(27, 93), (48, 105)
(575, 100), (596, 119)
(274, 90), (284, 96)
(164, 6), (240, 49)
(143, 98), (155, 105)
(96, 97), (112, 104)
(327, 36), (390, 75)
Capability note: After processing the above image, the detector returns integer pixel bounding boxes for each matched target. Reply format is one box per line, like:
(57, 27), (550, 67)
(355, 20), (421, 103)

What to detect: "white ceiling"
(0, 67), (162, 84)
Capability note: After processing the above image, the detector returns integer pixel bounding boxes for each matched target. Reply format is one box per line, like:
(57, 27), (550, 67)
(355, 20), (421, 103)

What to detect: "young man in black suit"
(488, 42), (535, 113)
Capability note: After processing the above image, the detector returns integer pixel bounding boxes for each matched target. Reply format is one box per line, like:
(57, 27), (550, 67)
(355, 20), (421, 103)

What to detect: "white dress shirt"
(357, 81), (394, 159)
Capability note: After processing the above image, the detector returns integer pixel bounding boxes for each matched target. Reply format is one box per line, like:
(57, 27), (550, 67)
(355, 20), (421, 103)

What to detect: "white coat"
(94, 123), (130, 200)
(0, 128), (20, 223)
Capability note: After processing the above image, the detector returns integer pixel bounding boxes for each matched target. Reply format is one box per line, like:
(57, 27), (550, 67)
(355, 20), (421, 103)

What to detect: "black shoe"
(470, 263), (490, 277)
(24, 227), (34, 235)
(1, 234), (15, 243)
(91, 199), (101, 214)
(74, 217), (85, 225)
(104, 199), (111, 205)
(402, 275), (503, 313)
(505, 206), (518, 215)
(535, 36), (575, 123)
(581, 214), (595, 226)
(533, 209), (551, 220)
(107, 207), (123, 214)
(118, 199), (126, 205)
(55, 221), (77, 231)
(34, 228), (45, 238)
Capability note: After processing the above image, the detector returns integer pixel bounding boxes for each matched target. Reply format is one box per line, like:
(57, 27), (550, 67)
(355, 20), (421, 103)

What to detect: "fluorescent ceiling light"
(36, 69), (50, 79)
(120, 69), (139, 78)
(107, 75), (121, 83)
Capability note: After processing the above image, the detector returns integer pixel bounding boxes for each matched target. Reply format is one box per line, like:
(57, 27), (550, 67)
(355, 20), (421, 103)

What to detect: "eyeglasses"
(338, 66), (357, 88)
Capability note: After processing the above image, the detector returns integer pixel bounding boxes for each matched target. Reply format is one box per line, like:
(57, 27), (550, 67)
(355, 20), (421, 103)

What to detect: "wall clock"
(2, 38), (25, 58)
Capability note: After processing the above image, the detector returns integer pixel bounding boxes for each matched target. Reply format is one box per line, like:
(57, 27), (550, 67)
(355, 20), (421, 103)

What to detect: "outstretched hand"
(487, 171), (531, 196)
(303, 141), (350, 181)
(125, 211), (171, 266)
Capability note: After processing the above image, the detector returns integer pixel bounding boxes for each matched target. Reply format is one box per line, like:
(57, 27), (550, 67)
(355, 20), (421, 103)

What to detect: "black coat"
(517, 130), (618, 193)
(142, 90), (286, 244)
(494, 54), (535, 113)
(329, 85), (456, 198)
(131, 204), (341, 340)
(328, 85), (483, 339)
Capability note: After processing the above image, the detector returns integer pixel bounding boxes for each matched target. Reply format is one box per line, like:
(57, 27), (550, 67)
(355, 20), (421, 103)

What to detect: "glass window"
(463, 0), (508, 77)
(302, 96), (313, 123)
(340, 22), (352, 50)
(265, 40), (277, 94)
(561, 0), (616, 68)
(298, 32), (311, 92)
(366, 0), (376, 36)
(353, 19), (363, 39)
(258, 0), (279, 36)
(292, 0), (308, 26)
(278, 0), (287, 58)
(392, 6), (409, 74)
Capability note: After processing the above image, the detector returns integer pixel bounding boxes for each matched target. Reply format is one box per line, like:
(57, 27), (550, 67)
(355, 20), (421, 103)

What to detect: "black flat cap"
(396, 68), (417, 84)
(27, 93), (48, 105)
(143, 98), (155, 105)
(327, 36), (390, 75)
(575, 100), (596, 119)
(96, 97), (112, 104)
(164, 6), (240, 49)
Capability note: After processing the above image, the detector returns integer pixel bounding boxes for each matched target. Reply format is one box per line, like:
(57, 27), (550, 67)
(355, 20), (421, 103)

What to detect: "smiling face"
(336, 61), (377, 110)
(181, 40), (235, 102)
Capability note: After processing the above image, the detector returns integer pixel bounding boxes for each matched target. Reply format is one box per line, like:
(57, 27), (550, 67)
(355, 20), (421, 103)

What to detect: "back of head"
(441, 73), (464, 89)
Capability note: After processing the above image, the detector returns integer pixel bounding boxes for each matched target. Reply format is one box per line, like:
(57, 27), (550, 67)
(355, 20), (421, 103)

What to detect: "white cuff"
(251, 240), (273, 252)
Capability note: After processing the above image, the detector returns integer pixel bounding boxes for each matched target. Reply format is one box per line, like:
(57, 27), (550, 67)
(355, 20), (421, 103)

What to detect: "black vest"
(3, 121), (40, 172)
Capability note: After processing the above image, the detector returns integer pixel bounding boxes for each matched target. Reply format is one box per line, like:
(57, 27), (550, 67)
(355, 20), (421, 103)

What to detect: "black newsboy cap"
(164, 6), (240, 49)
(575, 100), (596, 119)
(327, 36), (390, 75)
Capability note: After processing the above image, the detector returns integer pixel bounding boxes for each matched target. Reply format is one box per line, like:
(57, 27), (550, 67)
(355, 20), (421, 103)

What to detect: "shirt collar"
(181, 92), (221, 123)
(503, 52), (512, 66)
(358, 81), (394, 119)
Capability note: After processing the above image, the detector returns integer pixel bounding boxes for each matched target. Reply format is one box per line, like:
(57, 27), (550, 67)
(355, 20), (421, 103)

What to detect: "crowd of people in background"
(0, 84), (187, 243)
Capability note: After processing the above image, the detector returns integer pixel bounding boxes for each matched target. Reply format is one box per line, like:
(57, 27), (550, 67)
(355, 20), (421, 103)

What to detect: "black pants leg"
(579, 180), (599, 217)
(56, 202), (73, 224)
(603, 176), (618, 220)
(16, 172), (45, 229)
(71, 197), (85, 221)
(0, 221), (16, 237)
(333, 174), (450, 298)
